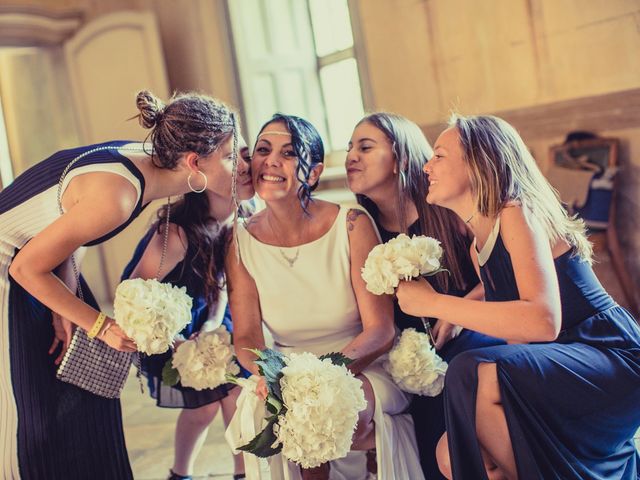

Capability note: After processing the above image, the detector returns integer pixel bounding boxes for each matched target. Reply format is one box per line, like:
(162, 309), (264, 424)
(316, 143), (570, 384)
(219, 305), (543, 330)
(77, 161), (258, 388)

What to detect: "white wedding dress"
(226, 204), (424, 480)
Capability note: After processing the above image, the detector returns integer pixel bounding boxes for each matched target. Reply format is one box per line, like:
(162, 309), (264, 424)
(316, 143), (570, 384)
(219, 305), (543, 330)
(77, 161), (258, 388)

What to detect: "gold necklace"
(266, 214), (302, 268)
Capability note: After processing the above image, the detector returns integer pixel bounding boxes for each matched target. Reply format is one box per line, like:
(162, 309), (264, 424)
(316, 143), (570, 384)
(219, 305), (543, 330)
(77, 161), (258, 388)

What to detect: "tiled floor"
(121, 372), (270, 479)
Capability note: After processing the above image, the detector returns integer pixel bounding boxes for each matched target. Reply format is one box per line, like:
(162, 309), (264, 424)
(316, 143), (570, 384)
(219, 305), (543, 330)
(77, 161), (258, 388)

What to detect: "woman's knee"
(351, 375), (375, 449)
(180, 402), (220, 427)
(436, 433), (452, 479)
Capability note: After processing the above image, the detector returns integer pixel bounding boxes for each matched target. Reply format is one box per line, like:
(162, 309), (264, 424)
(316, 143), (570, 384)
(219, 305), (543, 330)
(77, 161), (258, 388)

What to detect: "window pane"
(308, 0), (353, 57)
(319, 58), (364, 151)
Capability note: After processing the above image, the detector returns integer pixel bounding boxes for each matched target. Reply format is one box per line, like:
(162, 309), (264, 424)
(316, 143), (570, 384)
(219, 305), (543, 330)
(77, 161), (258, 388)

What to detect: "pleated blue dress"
(0, 141), (142, 479)
(445, 216), (640, 479)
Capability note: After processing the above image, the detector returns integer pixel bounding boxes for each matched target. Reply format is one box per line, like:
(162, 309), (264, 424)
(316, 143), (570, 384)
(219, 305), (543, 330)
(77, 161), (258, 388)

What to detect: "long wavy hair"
(451, 113), (592, 262)
(356, 112), (471, 292)
(154, 194), (253, 304)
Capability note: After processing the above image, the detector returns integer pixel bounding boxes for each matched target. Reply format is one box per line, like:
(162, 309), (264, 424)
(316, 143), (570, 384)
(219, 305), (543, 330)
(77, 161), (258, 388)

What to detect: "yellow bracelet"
(87, 312), (107, 339)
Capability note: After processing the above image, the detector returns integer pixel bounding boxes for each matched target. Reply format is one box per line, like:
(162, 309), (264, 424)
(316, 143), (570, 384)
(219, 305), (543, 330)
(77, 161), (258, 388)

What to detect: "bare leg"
(172, 401), (221, 476)
(350, 374), (376, 451)
(476, 362), (517, 479)
(221, 387), (245, 477)
(437, 433), (509, 480)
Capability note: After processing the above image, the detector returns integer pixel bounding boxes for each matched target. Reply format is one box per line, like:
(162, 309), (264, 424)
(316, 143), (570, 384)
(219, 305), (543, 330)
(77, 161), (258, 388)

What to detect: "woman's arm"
(9, 173), (138, 351)
(396, 205), (562, 343)
(224, 236), (266, 377)
(341, 209), (396, 375)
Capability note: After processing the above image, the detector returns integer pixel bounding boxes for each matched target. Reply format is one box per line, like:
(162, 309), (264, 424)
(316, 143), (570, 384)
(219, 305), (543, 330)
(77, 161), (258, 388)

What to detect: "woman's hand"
(48, 312), (74, 365)
(432, 319), (462, 350)
(255, 376), (268, 401)
(396, 277), (439, 317)
(100, 319), (137, 352)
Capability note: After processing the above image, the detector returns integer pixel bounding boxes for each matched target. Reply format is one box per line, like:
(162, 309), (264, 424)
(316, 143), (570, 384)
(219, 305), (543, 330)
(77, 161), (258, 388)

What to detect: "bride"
(225, 114), (424, 480)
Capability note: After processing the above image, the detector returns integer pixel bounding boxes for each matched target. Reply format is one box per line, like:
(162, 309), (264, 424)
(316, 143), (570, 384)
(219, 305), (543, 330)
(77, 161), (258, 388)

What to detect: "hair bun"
(135, 90), (165, 129)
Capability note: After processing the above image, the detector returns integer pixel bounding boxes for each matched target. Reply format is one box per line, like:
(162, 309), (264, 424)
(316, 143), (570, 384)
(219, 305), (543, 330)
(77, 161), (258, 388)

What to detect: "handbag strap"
(56, 145), (156, 300)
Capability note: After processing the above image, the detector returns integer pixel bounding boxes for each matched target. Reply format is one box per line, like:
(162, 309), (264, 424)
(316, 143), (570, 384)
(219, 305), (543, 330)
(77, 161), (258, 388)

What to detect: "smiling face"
(424, 126), (473, 209)
(251, 121), (302, 202)
(345, 121), (397, 199)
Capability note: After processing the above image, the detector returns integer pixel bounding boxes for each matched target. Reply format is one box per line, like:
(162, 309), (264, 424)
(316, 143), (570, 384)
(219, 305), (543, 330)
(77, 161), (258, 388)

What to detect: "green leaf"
(252, 348), (287, 400)
(161, 358), (180, 387)
(265, 393), (284, 415)
(319, 352), (354, 367)
(238, 415), (282, 457)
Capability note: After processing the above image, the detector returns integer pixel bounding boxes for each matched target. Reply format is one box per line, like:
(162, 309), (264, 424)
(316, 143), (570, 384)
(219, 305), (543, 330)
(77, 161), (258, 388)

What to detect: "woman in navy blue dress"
(122, 144), (254, 480)
(0, 90), (239, 479)
(397, 114), (640, 479)
(346, 112), (505, 479)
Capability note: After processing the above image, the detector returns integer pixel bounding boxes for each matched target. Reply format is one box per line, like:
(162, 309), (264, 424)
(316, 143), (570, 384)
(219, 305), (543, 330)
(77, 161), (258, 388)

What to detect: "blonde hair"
(450, 113), (593, 262)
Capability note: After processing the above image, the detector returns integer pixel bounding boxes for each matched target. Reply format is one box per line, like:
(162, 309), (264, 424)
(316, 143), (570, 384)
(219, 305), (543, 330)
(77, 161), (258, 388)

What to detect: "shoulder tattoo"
(347, 209), (366, 232)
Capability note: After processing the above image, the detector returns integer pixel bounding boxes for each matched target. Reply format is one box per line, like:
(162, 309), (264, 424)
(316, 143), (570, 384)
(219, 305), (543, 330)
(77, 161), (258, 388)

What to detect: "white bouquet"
(384, 328), (447, 397)
(234, 349), (366, 468)
(361, 233), (445, 295)
(113, 278), (192, 355)
(167, 327), (241, 390)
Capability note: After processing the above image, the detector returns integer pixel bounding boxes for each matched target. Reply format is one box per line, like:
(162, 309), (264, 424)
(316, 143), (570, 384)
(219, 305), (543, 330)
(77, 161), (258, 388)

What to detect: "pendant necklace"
(267, 214), (303, 267)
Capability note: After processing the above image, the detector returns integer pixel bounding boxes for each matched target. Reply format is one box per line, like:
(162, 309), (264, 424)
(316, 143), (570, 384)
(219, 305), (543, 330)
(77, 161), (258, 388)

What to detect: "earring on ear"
(399, 170), (407, 188)
(187, 170), (208, 193)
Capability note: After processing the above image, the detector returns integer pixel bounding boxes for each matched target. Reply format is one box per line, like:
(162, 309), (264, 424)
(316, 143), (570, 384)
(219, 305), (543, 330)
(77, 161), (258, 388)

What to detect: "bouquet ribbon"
(225, 376), (300, 480)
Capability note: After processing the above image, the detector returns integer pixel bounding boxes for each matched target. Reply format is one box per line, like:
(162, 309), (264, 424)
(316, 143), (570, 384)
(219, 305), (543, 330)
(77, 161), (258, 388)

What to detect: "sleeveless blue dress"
(122, 223), (239, 408)
(0, 141), (141, 479)
(445, 220), (640, 479)
(378, 221), (506, 479)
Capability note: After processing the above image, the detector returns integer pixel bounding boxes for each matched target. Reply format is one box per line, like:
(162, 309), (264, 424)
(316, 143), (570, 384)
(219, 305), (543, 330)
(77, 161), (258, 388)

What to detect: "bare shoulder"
(244, 210), (266, 236)
(346, 207), (370, 232)
(70, 172), (139, 219)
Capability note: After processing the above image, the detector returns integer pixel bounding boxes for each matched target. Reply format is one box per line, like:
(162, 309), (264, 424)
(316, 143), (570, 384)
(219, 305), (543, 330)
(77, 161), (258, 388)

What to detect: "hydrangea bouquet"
(361, 234), (449, 396)
(113, 278), (192, 355)
(162, 327), (240, 390)
(233, 349), (367, 468)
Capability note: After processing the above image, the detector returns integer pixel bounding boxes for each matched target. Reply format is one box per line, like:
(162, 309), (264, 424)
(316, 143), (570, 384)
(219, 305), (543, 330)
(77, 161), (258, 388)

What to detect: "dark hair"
(135, 90), (237, 169)
(256, 113), (324, 212)
(356, 112), (470, 292)
(154, 194), (224, 305)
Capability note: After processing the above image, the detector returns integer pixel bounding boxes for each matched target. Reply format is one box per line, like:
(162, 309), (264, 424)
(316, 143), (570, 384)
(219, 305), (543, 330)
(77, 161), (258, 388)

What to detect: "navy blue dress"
(445, 228), (640, 479)
(377, 222), (506, 480)
(122, 225), (238, 409)
(0, 141), (141, 479)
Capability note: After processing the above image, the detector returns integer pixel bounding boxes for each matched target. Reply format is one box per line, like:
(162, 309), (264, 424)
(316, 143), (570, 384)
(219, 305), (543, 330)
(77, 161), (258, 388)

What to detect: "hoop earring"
(399, 170), (407, 189)
(187, 170), (208, 193)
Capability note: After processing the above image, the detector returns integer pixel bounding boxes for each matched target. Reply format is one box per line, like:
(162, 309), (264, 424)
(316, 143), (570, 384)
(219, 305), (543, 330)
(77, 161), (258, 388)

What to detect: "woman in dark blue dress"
(122, 146), (254, 480)
(397, 114), (640, 479)
(346, 112), (505, 479)
(0, 90), (239, 479)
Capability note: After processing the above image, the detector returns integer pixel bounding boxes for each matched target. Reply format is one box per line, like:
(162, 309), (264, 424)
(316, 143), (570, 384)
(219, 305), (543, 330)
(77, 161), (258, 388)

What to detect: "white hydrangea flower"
(361, 234), (444, 295)
(384, 328), (447, 397)
(275, 352), (367, 468)
(113, 278), (193, 355)
(172, 327), (240, 391)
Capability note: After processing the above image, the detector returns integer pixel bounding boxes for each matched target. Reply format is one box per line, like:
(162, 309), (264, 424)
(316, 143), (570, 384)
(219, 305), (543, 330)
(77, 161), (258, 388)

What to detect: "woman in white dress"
(226, 114), (423, 480)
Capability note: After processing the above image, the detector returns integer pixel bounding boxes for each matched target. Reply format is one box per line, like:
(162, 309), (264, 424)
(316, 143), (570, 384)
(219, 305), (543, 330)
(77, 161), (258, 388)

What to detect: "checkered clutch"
(56, 327), (133, 398)
(54, 148), (133, 399)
